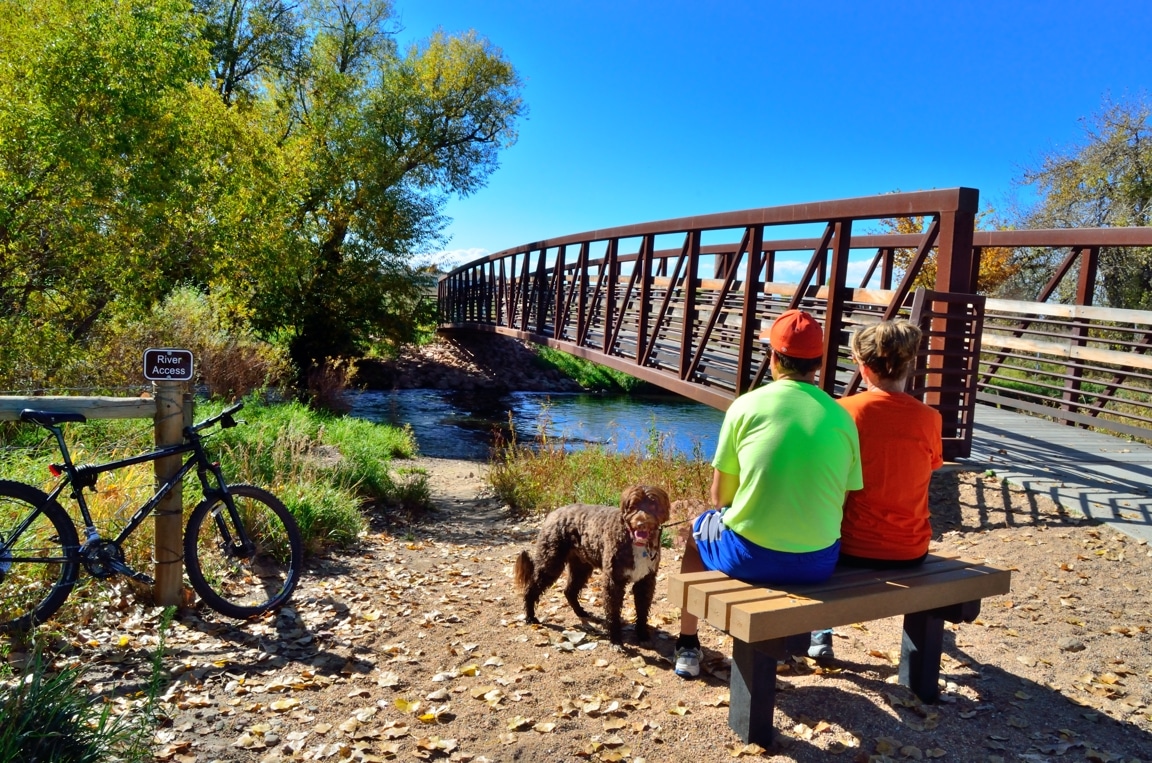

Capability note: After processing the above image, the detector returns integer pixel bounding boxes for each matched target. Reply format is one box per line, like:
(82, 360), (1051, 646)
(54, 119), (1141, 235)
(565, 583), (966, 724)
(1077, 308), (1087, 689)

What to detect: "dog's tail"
(513, 551), (534, 591)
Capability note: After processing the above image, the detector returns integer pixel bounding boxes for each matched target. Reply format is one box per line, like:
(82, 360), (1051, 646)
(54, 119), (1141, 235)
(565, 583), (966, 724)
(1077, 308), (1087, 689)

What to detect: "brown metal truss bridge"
(438, 188), (1152, 461)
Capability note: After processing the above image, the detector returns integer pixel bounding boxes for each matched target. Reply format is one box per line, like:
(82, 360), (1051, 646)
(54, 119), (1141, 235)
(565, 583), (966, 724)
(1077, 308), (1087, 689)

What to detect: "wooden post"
(153, 381), (189, 606)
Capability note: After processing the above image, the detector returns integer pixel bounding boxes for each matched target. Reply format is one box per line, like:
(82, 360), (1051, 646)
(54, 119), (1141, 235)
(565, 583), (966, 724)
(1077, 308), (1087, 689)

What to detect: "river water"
(346, 389), (725, 461)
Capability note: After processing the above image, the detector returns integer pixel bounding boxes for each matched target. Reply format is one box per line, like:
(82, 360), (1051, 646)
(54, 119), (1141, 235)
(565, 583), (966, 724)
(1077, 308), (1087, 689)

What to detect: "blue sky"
(397, 1), (1152, 273)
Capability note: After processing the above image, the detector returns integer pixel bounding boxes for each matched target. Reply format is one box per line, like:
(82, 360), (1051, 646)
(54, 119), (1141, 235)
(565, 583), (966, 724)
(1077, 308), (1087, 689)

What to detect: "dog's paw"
(524, 615), (540, 625)
(609, 641), (626, 653)
(634, 629), (651, 643)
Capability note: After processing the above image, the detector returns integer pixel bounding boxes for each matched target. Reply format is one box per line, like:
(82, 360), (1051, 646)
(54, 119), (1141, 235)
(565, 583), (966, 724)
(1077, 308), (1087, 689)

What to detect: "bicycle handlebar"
(190, 401), (245, 434)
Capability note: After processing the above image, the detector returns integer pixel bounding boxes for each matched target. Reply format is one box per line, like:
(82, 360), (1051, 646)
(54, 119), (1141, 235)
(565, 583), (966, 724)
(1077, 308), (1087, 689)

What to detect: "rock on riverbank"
(354, 331), (584, 392)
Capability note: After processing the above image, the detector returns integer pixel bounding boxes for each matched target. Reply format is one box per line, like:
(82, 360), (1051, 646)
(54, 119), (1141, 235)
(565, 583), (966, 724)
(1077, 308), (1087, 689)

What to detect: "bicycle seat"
(19, 410), (88, 426)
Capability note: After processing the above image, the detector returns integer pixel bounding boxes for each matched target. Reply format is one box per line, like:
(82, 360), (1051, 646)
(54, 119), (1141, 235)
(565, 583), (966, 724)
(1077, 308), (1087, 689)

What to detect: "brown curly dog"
(513, 485), (671, 645)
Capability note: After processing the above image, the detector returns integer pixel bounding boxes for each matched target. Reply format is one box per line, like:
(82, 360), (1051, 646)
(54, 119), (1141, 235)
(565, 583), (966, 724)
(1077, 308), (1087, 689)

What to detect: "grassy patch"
(0, 398), (429, 565)
(534, 346), (650, 391)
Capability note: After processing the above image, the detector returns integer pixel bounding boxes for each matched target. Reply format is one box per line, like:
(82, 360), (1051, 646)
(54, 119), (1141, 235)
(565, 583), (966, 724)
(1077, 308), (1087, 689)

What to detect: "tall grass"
(486, 411), (712, 523)
(195, 397), (425, 552)
(0, 654), (141, 762)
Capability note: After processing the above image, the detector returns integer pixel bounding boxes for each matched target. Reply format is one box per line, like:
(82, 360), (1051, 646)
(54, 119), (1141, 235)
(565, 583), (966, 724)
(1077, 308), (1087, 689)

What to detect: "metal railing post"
(930, 189), (979, 458)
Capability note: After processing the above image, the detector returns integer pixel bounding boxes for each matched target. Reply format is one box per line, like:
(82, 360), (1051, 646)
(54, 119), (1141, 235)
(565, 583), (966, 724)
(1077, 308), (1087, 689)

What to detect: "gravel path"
(21, 457), (1152, 763)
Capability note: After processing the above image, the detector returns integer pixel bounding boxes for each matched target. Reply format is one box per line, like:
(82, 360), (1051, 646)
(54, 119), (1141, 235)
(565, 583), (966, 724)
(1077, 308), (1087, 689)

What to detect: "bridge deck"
(966, 405), (1152, 544)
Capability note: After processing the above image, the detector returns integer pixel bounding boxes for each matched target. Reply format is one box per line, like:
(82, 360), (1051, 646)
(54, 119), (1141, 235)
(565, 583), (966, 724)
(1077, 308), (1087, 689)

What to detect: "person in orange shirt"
(809, 319), (943, 660)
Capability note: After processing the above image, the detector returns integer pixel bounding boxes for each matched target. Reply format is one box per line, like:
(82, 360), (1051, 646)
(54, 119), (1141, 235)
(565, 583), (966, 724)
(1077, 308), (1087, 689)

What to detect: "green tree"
(233, 2), (525, 372)
(0, 0), (211, 388)
(195, 0), (304, 106)
(0, 0), (524, 392)
(1015, 98), (1152, 308)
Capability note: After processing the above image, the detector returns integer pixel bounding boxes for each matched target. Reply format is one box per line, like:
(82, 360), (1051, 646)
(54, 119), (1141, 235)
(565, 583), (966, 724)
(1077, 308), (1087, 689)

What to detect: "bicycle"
(0, 401), (303, 631)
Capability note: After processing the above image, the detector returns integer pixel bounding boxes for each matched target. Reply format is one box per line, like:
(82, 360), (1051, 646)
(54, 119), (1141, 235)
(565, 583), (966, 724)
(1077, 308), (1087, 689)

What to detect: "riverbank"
(354, 332), (584, 392)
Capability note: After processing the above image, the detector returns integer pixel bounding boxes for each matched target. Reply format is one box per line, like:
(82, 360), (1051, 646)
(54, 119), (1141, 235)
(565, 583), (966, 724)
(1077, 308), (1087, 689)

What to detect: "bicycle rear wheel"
(0, 480), (80, 632)
(184, 484), (303, 619)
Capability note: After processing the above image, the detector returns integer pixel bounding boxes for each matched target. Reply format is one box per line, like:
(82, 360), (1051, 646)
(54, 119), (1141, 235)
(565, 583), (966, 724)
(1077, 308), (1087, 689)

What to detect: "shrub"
(90, 286), (293, 398)
(486, 414), (711, 518)
(305, 358), (357, 413)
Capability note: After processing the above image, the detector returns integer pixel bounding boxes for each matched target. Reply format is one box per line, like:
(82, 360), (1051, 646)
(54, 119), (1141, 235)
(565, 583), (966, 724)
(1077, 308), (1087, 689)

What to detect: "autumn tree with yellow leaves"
(876, 208), (1020, 295)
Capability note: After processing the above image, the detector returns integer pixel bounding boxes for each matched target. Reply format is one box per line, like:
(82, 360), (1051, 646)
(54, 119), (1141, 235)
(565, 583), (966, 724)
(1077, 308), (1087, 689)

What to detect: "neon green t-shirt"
(712, 379), (863, 553)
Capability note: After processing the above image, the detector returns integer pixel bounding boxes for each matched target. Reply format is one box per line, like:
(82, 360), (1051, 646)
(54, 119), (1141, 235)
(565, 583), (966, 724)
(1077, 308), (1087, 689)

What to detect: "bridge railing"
(978, 298), (1152, 440)
(440, 188), (982, 457)
(851, 228), (1152, 441)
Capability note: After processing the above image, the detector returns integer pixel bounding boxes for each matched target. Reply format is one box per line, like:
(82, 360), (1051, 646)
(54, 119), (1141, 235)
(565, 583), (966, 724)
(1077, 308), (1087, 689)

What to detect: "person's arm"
(710, 468), (739, 509)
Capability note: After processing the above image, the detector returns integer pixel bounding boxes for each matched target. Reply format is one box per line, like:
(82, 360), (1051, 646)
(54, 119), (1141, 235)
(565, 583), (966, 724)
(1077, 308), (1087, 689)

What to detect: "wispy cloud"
(412, 248), (490, 271)
(771, 258), (887, 288)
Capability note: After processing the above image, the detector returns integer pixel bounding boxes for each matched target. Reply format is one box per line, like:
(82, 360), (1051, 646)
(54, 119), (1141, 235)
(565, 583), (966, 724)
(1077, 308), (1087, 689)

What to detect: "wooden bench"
(668, 554), (1012, 745)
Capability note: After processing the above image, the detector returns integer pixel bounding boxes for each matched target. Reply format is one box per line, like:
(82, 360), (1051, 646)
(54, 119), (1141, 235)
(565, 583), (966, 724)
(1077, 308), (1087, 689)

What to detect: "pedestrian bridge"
(437, 188), (1152, 540)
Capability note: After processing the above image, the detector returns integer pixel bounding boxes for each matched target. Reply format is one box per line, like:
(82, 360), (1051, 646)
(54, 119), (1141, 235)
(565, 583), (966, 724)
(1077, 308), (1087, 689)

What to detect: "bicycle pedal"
(109, 560), (153, 585)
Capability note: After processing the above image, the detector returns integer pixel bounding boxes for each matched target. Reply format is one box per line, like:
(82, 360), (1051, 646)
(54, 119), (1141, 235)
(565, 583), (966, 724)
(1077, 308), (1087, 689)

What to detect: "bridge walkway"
(966, 406), (1152, 544)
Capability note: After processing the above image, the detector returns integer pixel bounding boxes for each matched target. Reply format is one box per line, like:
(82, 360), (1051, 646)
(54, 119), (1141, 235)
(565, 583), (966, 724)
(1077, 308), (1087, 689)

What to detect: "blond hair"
(851, 320), (922, 382)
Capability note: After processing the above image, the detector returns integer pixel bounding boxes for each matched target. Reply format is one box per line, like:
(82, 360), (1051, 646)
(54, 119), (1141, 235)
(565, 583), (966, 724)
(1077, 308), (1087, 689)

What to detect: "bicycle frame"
(1, 399), (302, 628)
(4, 420), (246, 570)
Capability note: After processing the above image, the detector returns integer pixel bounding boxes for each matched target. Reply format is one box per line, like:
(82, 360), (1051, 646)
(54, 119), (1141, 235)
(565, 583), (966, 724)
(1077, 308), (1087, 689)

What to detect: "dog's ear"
(619, 485), (643, 515)
(647, 486), (671, 524)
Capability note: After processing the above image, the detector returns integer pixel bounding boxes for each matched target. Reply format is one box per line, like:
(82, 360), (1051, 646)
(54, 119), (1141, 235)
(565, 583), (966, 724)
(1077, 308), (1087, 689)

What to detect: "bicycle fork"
(196, 459), (256, 559)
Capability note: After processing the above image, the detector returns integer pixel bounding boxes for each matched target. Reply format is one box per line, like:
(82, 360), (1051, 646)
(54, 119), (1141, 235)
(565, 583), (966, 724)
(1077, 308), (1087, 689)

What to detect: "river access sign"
(143, 348), (194, 382)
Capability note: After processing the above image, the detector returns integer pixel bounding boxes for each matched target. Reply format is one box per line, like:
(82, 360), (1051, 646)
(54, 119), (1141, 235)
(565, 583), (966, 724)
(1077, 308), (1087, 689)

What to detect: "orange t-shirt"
(837, 389), (943, 560)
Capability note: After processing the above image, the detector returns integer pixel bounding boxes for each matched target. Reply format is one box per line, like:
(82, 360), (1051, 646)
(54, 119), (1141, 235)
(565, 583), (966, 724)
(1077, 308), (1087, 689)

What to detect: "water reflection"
(346, 389), (723, 461)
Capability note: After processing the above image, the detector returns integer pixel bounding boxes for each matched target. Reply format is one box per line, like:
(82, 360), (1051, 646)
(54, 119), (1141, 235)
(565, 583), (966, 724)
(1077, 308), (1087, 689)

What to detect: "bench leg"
(900, 600), (982, 703)
(900, 610), (944, 702)
(729, 637), (785, 746)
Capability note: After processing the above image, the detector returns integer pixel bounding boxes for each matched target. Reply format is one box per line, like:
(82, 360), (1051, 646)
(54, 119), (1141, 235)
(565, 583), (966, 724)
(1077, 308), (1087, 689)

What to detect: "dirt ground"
(11, 456), (1152, 763)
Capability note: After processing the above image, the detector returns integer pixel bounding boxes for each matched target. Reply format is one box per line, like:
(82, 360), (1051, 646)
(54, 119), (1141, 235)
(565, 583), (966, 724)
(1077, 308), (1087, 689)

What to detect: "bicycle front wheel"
(0, 480), (80, 632)
(184, 484), (303, 619)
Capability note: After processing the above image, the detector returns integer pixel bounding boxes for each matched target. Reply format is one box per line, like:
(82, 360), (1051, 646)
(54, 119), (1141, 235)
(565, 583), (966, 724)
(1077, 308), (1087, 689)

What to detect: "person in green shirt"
(673, 310), (862, 679)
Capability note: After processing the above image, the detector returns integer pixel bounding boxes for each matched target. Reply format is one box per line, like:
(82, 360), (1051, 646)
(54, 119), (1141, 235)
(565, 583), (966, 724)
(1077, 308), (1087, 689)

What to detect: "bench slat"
(667, 570), (730, 608)
(669, 554), (971, 629)
(670, 554), (964, 602)
(687, 578), (755, 618)
(730, 565), (1011, 642)
(700, 556), (976, 631)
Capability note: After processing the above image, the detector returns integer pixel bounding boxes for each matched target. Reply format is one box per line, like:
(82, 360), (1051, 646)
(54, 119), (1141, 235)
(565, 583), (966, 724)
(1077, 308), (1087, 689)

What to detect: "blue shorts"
(692, 509), (840, 585)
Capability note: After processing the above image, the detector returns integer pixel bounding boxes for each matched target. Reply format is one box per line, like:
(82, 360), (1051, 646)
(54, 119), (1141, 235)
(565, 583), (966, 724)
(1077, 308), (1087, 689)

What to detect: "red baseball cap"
(764, 310), (824, 359)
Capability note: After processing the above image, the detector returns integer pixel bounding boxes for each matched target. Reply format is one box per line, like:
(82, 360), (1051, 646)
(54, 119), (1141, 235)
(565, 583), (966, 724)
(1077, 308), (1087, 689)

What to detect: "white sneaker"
(674, 646), (701, 678)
